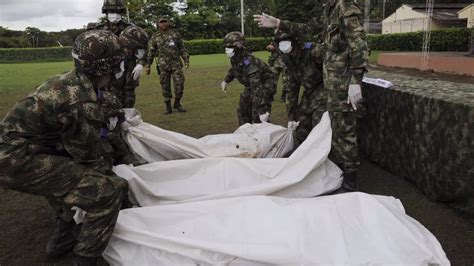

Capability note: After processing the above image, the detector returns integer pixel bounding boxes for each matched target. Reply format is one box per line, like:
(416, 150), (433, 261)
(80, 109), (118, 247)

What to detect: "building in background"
(457, 4), (474, 28)
(382, 4), (468, 34)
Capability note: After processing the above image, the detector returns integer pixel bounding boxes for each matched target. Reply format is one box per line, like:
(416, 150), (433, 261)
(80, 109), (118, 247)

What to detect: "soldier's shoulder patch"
(304, 42), (313, 49)
(244, 58), (251, 66)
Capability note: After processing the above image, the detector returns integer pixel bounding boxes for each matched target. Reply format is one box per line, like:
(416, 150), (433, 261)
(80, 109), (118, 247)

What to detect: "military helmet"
(224, 31), (245, 48)
(102, 0), (127, 14)
(119, 25), (149, 49)
(72, 30), (125, 76)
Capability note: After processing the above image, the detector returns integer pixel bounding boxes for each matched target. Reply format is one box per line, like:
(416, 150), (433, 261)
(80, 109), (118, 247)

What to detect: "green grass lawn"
(0, 52), (288, 137)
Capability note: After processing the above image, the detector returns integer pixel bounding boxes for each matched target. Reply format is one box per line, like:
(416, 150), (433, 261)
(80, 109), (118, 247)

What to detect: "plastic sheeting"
(113, 112), (343, 206)
(121, 109), (298, 162)
(103, 193), (450, 265)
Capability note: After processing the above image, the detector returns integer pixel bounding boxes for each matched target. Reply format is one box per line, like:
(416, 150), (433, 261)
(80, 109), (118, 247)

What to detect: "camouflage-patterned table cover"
(359, 70), (474, 220)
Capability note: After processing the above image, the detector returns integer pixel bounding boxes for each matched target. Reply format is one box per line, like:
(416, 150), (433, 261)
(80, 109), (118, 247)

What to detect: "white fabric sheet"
(113, 112), (343, 206)
(121, 109), (298, 162)
(103, 193), (450, 265)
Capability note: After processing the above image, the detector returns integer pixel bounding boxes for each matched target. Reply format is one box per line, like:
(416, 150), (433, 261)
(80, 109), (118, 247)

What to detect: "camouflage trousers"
(159, 67), (185, 102)
(294, 83), (327, 146)
(121, 78), (139, 108)
(273, 67), (289, 99)
(324, 67), (360, 175)
(237, 80), (276, 125)
(0, 140), (127, 258)
(285, 76), (301, 122)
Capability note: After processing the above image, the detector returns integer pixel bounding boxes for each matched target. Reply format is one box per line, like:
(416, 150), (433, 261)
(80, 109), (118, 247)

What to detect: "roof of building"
(405, 3), (469, 21)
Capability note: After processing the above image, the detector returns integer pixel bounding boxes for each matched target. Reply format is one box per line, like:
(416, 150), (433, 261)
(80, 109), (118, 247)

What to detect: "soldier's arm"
(177, 34), (190, 65)
(268, 52), (276, 67)
(247, 64), (268, 115)
(342, 0), (369, 84)
(58, 103), (110, 173)
(279, 17), (324, 41)
(224, 68), (235, 83)
(146, 35), (157, 66)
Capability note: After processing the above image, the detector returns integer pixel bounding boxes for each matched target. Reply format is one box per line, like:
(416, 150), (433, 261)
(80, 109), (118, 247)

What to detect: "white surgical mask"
(115, 61), (125, 79)
(279, 41), (292, 54)
(225, 48), (235, 58)
(136, 49), (145, 59)
(107, 13), (122, 24)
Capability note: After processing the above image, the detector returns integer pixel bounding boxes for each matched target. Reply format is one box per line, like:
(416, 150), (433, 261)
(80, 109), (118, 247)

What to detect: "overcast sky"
(0, 0), (104, 32)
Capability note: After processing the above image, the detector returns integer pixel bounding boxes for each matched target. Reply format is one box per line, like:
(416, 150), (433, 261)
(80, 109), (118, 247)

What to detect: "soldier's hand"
(221, 81), (228, 93)
(145, 65), (151, 76)
(185, 63), (190, 69)
(254, 13), (280, 28)
(347, 84), (363, 110)
(132, 64), (144, 80)
(259, 112), (270, 123)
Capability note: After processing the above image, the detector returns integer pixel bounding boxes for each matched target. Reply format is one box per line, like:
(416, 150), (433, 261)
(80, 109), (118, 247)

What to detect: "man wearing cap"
(146, 16), (190, 115)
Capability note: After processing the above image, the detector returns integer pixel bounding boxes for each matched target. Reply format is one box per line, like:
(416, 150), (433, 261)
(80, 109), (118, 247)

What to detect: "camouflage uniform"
(276, 35), (325, 146)
(267, 44), (288, 101)
(280, 0), (368, 176)
(0, 31), (128, 259)
(147, 27), (190, 103)
(115, 25), (149, 108)
(224, 32), (277, 125)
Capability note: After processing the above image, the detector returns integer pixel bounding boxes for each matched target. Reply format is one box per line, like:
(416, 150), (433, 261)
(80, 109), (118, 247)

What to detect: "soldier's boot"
(331, 173), (358, 194)
(73, 254), (99, 266)
(173, 98), (187, 112)
(164, 101), (172, 115)
(46, 217), (77, 258)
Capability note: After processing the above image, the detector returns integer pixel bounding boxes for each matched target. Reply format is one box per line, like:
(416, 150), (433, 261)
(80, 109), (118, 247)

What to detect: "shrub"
(0, 46), (71, 63)
(0, 37), (272, 63)
(368, 28), (472, 52)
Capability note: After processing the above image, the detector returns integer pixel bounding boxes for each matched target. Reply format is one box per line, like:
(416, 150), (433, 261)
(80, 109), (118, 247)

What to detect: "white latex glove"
(253, 13), (280, 28)
(71, 206), (87, 224)
(132, 64), (144, 80)
(221, 81), (228, 93)
(347, 84), (363, 110)
(259, 112), (270, 123)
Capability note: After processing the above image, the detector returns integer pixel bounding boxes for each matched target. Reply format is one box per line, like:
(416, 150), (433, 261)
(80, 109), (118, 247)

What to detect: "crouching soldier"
(274, 30), (326, 147)
(0, 30), (130, 265)
(221, 32), (277, 125)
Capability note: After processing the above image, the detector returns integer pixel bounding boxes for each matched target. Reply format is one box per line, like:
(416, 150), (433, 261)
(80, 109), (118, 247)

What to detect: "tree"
(24, 27), (41, 48)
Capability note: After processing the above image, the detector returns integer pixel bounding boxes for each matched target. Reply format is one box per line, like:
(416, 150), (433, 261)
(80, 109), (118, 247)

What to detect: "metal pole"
(241, 0), (245, 35)
(364, 0), (370, 33)
(382, 0), (386, 20)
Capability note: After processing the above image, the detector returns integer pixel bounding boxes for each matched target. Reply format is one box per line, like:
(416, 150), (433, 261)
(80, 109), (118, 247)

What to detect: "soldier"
(146, 16), (190, 114)
(117, 25), (149, 108)
(91, 0), (130, 36)
(221, 32), (277, 125)
(273, 30), (326, 147)
(254, 0), (369, 192)
(0, 30), (129, 265)
(266, 41), (288, 102)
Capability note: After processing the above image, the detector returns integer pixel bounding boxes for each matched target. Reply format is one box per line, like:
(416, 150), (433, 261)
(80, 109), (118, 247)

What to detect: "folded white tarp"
(103, 193), (450, 265)
(113, 112), (343, 206)
(121, 109), (298, 162)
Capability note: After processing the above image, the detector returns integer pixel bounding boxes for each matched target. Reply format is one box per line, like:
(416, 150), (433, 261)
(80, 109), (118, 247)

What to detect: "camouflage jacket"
(91, 20), (130, 36)
(279, 0), (368, 85)
(283, 42), (324, 92)
(146, 29), (189, 71)
(0, 70), (123, 172)
(268, 50), (285, 70)
(224, 51), (276, 97)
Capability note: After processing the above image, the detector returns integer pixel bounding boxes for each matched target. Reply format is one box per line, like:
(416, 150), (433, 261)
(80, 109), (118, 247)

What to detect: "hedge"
(0, 37), (271, 63)
(1, 28), (471, 63)
(368, 28), (472, 52)
(0, 47), (72, 63)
